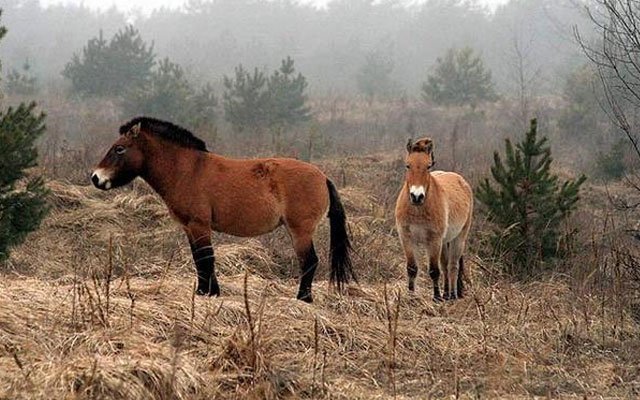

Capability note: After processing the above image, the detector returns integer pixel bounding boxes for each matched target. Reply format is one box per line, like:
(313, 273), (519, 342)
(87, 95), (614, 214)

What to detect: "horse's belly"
(211, 202), (283, 237)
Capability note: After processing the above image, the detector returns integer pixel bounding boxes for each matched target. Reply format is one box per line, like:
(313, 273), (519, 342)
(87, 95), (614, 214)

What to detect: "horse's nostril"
(91, 173), (99, 186)
(410, 192), (425, 204)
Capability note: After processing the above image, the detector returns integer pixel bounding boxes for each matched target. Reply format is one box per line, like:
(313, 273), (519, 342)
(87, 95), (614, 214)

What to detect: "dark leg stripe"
(429, 265), (441, 299)
(299, 249), (319, 284)
(297, 246), (319, 302)
(407, 262), (417, 277)
(192, 247), (214, 275)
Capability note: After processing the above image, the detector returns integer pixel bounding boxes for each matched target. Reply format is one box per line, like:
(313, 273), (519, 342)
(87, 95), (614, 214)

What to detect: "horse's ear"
(406, 138), (413, 153)
(129, 122), (141, 138)
(424, 138), (434, 155)
(425, 139), (435, 168)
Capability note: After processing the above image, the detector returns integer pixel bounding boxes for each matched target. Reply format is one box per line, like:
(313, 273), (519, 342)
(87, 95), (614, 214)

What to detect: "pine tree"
(122, 58), (217, 129)
(476, 119), (586, 274)
(223, 57), (310, 133)
(6, 59), (38, 96)
(266, 56), (311, 127)
(63, 26), (155, 97)
(223, 65), (269, 132)
(0, 11), (48, 261)
(356, 50), (395, 104)
(422, 46), (497, 108)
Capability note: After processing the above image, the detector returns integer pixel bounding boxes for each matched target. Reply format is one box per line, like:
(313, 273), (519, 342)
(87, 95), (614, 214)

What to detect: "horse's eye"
(115, 145), (126, 155)
(405, 164), (410, 170)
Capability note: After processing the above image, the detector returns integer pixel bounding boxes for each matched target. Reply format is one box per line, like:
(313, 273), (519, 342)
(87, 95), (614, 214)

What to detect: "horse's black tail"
(326, 179), (357, 291)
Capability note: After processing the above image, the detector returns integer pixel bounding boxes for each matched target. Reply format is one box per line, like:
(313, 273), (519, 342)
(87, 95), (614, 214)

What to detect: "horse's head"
(91, 122), (146, 190)
(404, 137), (435, 206)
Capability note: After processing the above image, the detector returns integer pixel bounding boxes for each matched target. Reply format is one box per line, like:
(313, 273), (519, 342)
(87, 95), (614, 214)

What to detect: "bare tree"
(576, 0), (640, 169)
(505, 26), (543, 131)
(576, 0), (640, 255)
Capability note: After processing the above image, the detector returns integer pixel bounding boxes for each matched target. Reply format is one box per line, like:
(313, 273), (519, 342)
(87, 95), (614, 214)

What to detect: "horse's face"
(404, 138), (435, 206)
(91, 123), (145, 190)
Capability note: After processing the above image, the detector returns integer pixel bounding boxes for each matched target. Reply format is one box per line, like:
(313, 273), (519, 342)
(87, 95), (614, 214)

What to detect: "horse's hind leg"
(289, 227), (318, 303)
(457, 256), (465, 298)
(446, 237), (465, 300)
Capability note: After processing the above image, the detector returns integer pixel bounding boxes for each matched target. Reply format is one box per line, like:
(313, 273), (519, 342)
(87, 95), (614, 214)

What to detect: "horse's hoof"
(196, 284), (220, 297)
(297, 292), (313, 303)
(443, 293), (458, 301)
(433, 296), (443, 303)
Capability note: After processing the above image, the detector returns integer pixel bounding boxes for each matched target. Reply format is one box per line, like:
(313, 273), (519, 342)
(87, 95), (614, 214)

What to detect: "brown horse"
(395, 138), (473, 301)
(91, 117), (356, 302)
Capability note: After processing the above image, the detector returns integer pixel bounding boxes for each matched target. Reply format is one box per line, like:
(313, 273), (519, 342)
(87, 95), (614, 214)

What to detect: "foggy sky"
(41, 0), (510, 15)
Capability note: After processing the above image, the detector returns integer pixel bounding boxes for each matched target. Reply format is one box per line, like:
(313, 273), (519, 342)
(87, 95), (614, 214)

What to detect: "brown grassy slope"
(1, 156), (639, 399)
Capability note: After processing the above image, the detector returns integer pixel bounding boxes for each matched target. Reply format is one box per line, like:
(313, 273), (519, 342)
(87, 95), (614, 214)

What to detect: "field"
(1, 151), (639, 399)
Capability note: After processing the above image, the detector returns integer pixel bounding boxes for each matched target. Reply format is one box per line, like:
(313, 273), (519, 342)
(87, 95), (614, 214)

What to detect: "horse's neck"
(141, 142), (197, 198)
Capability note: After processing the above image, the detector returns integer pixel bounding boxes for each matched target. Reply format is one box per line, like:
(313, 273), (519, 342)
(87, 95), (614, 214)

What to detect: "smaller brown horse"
(395, 138), (473, 301)
(91, 117), (356, 302)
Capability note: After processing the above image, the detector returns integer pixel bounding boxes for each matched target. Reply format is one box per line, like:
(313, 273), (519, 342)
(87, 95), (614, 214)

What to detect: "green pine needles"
(476, 119), (586, 274)
(223, 56), (310, 133)
(0, 11), (48, 262)
(0, 102), (49, 261)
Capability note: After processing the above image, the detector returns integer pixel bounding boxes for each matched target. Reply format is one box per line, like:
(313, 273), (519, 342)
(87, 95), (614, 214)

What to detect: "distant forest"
(0, 0), (595, 96)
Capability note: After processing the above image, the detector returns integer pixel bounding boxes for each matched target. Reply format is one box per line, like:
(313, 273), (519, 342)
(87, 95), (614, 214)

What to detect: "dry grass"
(1, 156), (640, 399)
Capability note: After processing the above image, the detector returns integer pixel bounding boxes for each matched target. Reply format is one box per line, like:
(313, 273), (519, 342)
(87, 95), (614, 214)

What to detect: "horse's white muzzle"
(409, 185), (425, 205)
(91, 169), (112, 190)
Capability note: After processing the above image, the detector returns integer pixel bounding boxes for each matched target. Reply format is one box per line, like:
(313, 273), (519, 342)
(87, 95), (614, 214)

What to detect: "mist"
(0, 0), (593, 95)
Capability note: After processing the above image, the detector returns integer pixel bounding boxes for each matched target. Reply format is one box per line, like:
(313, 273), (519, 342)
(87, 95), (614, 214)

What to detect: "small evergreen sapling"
(0, 102), (49, 261)
(0, 11), (48, 261)
(476, 119), (586, 274)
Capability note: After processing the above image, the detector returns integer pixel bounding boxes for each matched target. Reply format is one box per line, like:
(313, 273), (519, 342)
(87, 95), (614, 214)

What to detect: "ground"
(0, 155), (639, 399)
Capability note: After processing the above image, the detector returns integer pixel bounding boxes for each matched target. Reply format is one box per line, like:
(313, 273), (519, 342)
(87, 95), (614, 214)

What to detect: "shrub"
(5, 59), (38, 96)
(0, 102), (49, 261)
(595, 138), (627, 180)
(0, 13), (48, 261)
(476, 119), (586, 274)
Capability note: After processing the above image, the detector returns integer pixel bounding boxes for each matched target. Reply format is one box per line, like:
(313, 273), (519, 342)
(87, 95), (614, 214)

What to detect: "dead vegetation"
(1, 155), (639, 399)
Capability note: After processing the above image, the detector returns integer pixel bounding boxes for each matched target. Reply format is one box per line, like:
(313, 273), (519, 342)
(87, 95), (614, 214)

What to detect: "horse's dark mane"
(120, 117), (208, 152)
(408, 137), (433, 154)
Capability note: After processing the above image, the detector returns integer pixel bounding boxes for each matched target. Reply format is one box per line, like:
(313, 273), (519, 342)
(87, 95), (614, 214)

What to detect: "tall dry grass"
(1, 92), (639, 398)
(1, 150), (639, 398)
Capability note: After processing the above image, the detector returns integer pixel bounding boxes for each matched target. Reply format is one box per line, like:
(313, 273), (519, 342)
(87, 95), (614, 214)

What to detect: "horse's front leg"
(427, 239), (444, 302)
(398, 225), (418, 292)
(184, 221), (220, 296)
